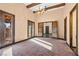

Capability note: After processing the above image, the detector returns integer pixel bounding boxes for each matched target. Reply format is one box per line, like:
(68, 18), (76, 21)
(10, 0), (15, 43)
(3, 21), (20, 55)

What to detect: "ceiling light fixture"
(33, 5), (47, 15)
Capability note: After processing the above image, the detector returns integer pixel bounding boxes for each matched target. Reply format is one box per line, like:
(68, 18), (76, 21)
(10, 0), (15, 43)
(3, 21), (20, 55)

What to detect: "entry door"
(52, 21), (58, 38)
(45, 26), (49, 37)
(0, 11), (15, 48)
(38, 23), (43, 36)
(0, 14), (5, 47)
(28, 20), (35, 38)
(64, 17), (67, 40)
(28, 23), (32, 38)
(31, 22), (35, 37)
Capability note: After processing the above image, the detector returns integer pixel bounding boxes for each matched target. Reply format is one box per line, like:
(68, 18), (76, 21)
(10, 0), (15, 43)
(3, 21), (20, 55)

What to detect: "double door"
(38, 21), (58, 38)
(28, 20), (35, 38)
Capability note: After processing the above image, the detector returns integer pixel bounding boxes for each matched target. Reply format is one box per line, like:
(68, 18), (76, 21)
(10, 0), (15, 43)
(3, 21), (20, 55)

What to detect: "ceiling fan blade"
(26, 3), (41, 8)
(33, 9), (43, 13)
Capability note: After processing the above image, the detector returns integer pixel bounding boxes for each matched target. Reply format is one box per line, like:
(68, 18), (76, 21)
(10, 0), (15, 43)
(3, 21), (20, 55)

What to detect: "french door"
(38, 23), (43, 37)
(64, 17), (67, 40)
(52, 21), (58, 38)
(28, 20), (35, 38)
(38, 21), (58, 38)
(0, 10), (15, 48)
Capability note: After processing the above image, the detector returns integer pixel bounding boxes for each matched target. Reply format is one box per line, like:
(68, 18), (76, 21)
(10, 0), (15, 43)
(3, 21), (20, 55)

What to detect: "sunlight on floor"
(30, 38), (53, 50)
(34, 38), (53, 46)
(1, 47), (12, 56)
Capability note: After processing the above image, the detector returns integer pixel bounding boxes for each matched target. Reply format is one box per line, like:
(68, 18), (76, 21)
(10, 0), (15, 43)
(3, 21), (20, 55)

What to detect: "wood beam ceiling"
(26, 3), (41, 8)
(33, 3), (65, 13)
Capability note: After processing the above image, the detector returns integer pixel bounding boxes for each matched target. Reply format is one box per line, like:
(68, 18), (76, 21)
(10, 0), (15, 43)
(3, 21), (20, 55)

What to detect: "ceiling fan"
(33, 3), (65, 13)
(26, 3), (65, 14)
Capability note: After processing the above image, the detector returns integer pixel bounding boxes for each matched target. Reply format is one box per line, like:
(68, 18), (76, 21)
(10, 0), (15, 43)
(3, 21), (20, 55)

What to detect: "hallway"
(0, 37), (75, 56)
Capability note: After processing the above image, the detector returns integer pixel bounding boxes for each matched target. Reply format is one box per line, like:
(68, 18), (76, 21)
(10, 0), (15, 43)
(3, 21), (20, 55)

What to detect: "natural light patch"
(4, 23), (10, 28)
(33, 38), (53, 46)
(30, 38), (53, 50)
(1, 47), (12, 56)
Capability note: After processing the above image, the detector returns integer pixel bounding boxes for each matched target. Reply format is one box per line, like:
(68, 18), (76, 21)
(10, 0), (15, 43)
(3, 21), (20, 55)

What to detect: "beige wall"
(63, 3), (79, 55)
(0, 3), (36, 42)
(35, 3), (79, 55)
(0, 3), (79, 55)
(63, 3), (76, 45)
(35, 7), (65, 38)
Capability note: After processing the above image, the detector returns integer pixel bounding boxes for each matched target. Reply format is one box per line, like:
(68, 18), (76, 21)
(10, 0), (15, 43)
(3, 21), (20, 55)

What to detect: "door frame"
(64, 17), (67, 41)
(27, 20), (35, 38)
(0, 10), (15, 48)
(52, 21), (58, 38)
(45, 26), (49, 37)
(38, 21), (58, 38)
(69, 4), (78, 55)
(38, 22), (44, 37)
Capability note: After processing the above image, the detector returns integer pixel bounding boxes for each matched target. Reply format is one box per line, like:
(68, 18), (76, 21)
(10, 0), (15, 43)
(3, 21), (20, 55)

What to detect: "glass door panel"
(0, 10), (14, 48)
(32, 22), (35, 37)
(38, 23), (43, 36)
(28, 20), (35, 38)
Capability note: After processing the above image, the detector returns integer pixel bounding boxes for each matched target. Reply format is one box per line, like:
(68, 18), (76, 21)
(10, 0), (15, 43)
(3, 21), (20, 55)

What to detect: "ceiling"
(25, 3), (65, 12)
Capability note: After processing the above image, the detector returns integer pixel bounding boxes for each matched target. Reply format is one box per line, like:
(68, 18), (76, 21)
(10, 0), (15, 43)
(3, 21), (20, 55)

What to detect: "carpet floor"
(0, 37), (75, 56)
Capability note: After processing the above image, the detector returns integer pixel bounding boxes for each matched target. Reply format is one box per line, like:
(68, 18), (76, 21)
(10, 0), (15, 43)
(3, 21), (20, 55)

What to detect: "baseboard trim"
(35, 36), (64, 40)
(0, 37), (35, 49)
(1, 36), (77, 56)
(66, 42), (78, 56)
(66, 42), (70, 47)
(57, 38), (64, 40)
(35, 36), (43, 37)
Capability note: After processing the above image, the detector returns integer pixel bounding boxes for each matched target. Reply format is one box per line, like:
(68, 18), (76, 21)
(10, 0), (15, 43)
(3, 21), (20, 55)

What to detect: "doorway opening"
(27, 20), (35, 38)
(0, 10), (15, 48)
(38, 21), (58, 38)
(64, 17), (67, 40)
(69, 4), (78, 55)
(38, 23), (44, 37)
(45, 26), (49, 37)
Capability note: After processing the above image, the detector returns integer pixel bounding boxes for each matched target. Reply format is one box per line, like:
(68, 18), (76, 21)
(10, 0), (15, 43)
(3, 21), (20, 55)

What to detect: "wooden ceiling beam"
(26, 3), (41, 8)
(33, 3), (65, 13)
(46, 3), (65, 11)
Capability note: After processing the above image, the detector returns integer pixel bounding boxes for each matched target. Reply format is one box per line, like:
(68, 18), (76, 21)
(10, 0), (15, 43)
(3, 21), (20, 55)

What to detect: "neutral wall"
(0, 3), (79, 55)
(35, 7), (65, 38)
(0, 3), (36, 42)
(63, 3), (76, 45)
(35, 3), (79, 55)
(36, 3), (76, 41)
(63, 3), (79, 55)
